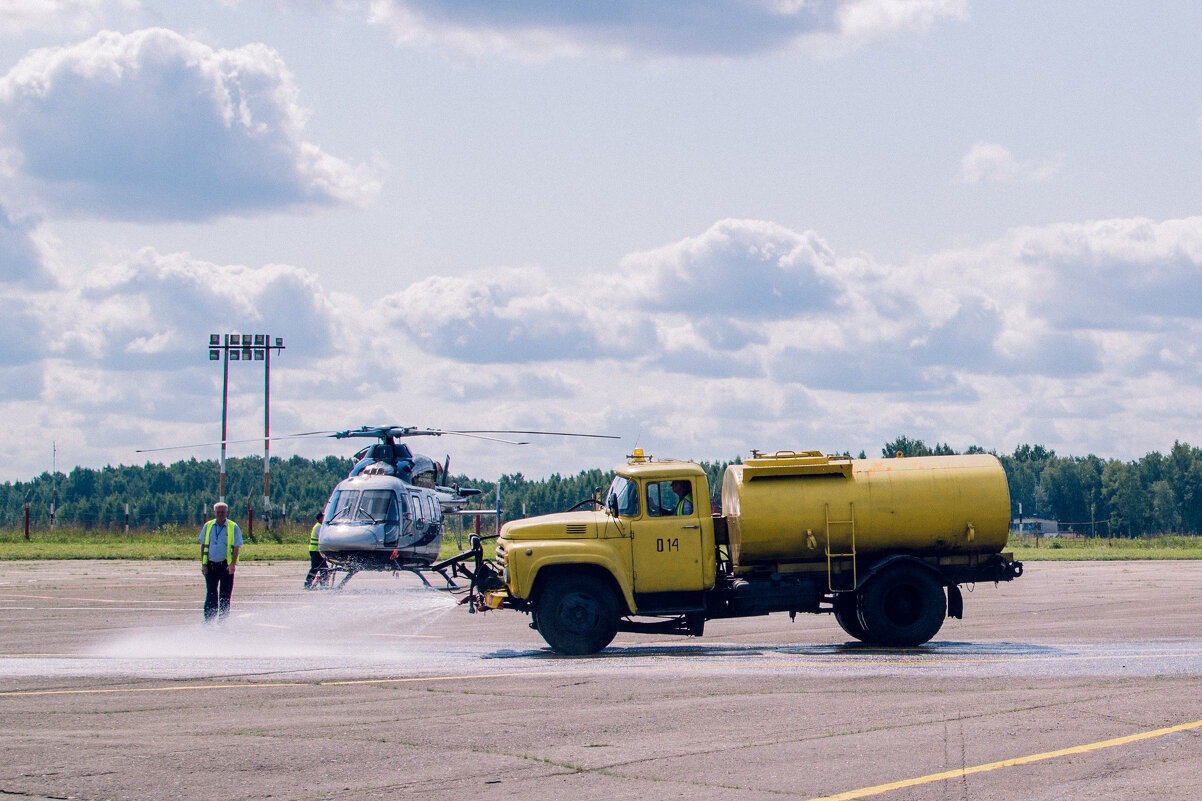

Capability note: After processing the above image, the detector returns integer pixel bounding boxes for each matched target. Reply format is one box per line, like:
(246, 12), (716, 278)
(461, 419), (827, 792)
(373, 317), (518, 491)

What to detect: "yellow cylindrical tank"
(721, 452), (1011, 567)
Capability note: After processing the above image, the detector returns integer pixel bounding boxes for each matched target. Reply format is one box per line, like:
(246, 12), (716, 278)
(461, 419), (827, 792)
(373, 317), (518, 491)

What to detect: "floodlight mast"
(207, 334), (231, 504)
(208, 333), (285, 522)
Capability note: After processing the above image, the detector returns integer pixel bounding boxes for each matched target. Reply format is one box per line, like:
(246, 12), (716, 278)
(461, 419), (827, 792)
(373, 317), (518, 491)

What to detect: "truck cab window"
(605, 476), (639, 517)
(647, 480), (693, 517)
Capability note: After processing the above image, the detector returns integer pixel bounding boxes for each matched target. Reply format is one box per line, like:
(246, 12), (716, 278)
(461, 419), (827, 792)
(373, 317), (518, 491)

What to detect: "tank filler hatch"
(743, 451), (853, 479)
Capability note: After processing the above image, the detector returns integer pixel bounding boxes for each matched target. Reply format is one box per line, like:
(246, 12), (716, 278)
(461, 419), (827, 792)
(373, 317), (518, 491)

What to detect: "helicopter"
(137, 424), (619, 590)
(309, 426), (618, 590)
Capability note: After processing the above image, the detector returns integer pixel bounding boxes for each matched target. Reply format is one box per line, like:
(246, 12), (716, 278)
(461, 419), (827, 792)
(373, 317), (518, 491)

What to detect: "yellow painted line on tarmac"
(0, 671), (570, 698)
(806, 718), (1202, 801)
(0, 592), (121, 603)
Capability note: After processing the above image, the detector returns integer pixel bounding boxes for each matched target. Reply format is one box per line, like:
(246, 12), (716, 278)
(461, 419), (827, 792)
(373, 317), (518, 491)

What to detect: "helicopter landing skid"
(306, 566), (356, 590)
(390, 561), (460, 590)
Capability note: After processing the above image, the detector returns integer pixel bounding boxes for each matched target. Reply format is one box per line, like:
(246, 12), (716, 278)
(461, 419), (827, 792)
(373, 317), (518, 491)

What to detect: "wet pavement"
(1, 559), (1200, 800)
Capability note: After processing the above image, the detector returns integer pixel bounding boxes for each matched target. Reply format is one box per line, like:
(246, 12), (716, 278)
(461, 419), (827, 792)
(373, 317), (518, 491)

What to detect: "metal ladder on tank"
(825, 502), (857, 592)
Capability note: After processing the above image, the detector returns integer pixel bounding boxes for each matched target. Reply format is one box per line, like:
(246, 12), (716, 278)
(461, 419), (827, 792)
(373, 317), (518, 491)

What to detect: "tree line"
(4, 439), (1202, 538)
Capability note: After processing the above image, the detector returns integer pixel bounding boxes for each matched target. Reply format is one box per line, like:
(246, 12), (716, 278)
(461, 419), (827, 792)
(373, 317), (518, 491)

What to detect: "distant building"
(1010, 518), (1060, 536)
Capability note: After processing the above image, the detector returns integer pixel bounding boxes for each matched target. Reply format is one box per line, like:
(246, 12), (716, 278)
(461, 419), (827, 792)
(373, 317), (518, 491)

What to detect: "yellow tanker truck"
(460, 449), (1023, 654)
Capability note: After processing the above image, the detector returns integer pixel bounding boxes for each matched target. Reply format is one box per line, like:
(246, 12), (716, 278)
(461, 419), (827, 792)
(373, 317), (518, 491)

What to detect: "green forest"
(4, 437), (1202, 539)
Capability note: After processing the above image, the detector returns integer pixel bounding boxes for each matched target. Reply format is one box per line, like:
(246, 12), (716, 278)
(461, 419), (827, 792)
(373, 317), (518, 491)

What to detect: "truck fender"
(529, 562), (633, 617)
(857, 554), (946, 591)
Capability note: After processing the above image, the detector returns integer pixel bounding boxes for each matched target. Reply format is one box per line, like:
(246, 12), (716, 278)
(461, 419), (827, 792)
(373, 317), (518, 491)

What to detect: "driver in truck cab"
(671, 480), (693, 516)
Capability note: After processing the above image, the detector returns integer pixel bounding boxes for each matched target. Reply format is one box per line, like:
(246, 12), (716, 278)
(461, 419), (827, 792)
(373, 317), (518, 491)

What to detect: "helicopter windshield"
(604, 475), (639, 517)
(359, 490), (398, 523)
(325, 489), (399, 524)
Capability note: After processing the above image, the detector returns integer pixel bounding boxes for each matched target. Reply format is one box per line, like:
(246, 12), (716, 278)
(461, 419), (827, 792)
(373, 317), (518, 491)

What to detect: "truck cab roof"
(617, 457), (706, 481)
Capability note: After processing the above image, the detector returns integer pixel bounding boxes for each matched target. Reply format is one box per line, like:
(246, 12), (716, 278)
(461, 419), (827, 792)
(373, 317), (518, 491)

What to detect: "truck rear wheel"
(534, 572), (620, 655)
(858, 564), (946, 646)
(832, 591), (872, 643)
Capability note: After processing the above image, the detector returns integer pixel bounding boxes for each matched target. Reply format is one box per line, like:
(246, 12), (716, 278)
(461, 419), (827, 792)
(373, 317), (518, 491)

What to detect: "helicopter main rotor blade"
(332, 427), (531, 445)
(140, 425), (618, 454)
(135, 430), (340, 454)
(452, 430), (621, 440)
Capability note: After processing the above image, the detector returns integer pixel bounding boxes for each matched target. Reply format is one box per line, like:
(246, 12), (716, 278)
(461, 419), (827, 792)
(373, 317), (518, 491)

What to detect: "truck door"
(631, 478), (705, 594)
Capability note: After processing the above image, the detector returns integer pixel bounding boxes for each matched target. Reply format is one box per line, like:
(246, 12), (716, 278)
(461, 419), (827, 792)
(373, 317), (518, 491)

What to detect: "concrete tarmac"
(1, 559), (1200, 800)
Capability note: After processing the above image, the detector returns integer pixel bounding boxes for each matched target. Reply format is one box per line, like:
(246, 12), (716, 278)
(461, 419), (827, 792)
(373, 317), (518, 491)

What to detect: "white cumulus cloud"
(381, 266), (651, 363)
(617, 218), (841, 320)
(958, 141), (1058, 185)
(37, 248), (346, 378)
(367, 0), (966, 59)
(0, 0), (137, 37)
(0, 204), (53, 287)
(0, 28), (380, 220)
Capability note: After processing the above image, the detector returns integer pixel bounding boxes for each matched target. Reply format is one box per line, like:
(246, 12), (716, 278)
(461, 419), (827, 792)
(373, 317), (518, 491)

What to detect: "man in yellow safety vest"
(671, 480), (694, 516)
(199, 501), (242, 622)
(303, 511), (328, 589)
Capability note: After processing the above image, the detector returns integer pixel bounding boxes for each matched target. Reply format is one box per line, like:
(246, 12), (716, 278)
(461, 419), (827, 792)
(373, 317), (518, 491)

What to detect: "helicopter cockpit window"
(325, 489), (398, 524)
(604, 475), (639, 517)
(326, 489), (358, 523)
(359, 490), (398, 524)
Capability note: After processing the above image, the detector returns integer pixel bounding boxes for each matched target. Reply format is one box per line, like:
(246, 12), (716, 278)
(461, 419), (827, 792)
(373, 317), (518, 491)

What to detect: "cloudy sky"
(2, 0), (1202, 484)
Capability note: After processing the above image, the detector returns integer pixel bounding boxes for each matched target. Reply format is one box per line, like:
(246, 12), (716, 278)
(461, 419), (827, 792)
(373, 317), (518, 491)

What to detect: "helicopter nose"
(320, 525), (382, 551)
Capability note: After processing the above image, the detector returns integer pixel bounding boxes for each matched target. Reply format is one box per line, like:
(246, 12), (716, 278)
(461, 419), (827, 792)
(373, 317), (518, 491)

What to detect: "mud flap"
(947, 583), (964, 619)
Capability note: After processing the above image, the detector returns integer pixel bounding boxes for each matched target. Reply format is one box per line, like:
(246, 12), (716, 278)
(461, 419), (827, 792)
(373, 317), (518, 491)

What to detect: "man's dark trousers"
(204, 562), (234, 622)
(305, 551), (328, 588)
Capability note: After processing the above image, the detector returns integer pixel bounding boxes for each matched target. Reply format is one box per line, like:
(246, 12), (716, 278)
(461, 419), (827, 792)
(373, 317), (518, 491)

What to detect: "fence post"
(24, 500), (30, 540)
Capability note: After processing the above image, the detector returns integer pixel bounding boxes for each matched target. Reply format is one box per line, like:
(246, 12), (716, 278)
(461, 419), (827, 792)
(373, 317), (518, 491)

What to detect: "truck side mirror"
(607, 494), (620, 518)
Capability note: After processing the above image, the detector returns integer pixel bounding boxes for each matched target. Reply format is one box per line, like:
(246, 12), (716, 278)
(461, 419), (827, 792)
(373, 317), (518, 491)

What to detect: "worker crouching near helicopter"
(304, 511), (328, 589)
(199, 502), (242, 622)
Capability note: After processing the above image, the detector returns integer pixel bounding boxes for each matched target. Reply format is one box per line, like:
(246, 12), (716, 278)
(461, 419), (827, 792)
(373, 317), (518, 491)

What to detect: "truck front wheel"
(858, 565), (946, 646)
(534, 572), (620, 655)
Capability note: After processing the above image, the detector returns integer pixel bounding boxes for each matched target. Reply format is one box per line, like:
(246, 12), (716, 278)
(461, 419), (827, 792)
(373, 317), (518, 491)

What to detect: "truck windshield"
(605, 476), (639, 517)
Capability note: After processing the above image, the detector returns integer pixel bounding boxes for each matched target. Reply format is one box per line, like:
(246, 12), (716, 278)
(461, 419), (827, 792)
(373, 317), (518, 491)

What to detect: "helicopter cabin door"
(382, 491), (402, 546)
(408, 490), (441, 547)
(630, 477), (705, 594)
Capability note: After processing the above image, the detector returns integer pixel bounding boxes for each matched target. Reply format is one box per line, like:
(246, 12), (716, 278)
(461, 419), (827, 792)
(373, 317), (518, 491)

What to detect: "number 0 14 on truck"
(466, 449), (1024, 654)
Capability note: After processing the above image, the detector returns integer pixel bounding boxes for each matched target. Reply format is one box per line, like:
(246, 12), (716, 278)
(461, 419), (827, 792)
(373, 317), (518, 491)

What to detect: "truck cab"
(494, 452), (717, 653)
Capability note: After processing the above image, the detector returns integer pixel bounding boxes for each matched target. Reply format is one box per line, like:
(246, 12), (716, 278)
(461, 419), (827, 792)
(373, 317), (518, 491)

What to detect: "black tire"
(534, 571), (620, 655)
(832, 591), (873, 643)
(858, 564), (946, 646)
